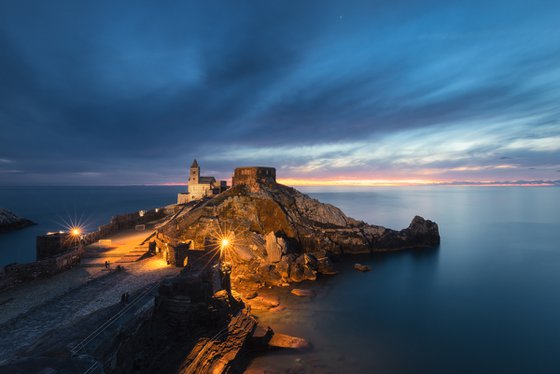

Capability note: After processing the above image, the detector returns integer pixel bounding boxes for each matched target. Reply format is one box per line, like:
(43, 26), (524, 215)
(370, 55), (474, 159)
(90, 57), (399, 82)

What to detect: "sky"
(0, 0), (559, 186)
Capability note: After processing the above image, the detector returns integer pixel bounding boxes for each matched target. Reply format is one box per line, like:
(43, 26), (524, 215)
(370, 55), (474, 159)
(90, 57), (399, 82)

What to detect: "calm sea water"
(1, 186), (559, 372)
(251, 186), (560, 373)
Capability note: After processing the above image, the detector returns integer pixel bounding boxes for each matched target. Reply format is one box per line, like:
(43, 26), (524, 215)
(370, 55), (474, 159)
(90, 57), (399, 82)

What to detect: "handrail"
(71, 281), (162, 355)
(83, 361), (99, 374)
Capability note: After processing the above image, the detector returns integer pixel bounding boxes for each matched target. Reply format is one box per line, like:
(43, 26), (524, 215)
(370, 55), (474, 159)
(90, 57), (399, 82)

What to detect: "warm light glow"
(71, 227), (82, 236)
(278, 178), (441, 187)
(209, 222), (248, 265)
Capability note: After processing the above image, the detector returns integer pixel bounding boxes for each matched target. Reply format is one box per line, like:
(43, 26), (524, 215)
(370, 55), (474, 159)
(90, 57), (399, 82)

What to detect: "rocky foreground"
(0, 208), (34, 233)
(157, 177), (440, 289)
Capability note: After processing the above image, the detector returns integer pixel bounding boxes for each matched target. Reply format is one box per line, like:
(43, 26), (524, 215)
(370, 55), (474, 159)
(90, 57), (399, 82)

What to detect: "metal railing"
(71, 281), (161, 356)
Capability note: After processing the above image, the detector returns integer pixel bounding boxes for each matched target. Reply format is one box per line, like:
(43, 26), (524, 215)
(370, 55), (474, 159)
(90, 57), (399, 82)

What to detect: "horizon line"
(1, 179), (558, 188)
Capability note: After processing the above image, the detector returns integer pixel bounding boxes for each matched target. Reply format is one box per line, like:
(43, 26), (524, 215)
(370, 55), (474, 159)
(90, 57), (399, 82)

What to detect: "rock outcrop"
(156, 179), (439, 288)
(0, 208), (34, 233)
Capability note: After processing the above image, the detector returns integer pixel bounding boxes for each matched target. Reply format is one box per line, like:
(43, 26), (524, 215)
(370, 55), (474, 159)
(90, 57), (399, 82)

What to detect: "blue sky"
(0, 0), (559, 185)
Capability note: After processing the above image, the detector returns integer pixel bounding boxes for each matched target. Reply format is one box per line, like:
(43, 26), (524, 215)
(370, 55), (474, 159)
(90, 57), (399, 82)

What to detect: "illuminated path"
(81, 229), (156, 267)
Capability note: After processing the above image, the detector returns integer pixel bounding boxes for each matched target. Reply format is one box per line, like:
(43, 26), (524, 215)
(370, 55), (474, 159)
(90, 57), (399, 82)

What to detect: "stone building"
(177, 159), (228, 204)
(232, 166), (276, 188)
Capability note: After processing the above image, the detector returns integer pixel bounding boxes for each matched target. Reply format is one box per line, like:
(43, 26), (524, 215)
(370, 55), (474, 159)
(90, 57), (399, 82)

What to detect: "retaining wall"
(0, 247), (84, 291)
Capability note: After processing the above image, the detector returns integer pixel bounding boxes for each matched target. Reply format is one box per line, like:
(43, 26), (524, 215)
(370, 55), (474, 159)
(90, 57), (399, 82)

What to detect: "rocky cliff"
(157, 180), (439, 287)
(0, 208), (34, 233)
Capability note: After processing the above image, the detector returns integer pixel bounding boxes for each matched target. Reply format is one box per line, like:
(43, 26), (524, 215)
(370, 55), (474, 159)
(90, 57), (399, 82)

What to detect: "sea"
(1, 185), (559, 373)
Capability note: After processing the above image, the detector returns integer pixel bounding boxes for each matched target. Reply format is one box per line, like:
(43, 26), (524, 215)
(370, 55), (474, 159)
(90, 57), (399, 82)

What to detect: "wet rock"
(268, 333), (310, 349)
(303, 253), (318, 270)
(291, 289), (315, 297)
(354, 263), (371, 272)
(288, 255), (314, 283)
(317, 257), (337, 275)
(289, 261), (306, 283)
(246, 294), (280, 310)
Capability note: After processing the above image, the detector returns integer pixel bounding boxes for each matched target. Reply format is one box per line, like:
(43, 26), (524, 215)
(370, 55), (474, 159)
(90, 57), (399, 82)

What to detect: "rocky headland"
(0, 208), (34, 233)
(156, 170), (440, 292)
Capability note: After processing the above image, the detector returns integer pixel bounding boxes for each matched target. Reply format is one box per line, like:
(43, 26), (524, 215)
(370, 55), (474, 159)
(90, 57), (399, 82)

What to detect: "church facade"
(177, 159), (228, 204)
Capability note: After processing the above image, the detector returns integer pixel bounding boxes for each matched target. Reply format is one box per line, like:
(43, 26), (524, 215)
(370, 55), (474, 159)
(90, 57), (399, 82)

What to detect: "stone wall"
(0, 247), (84, 291)
(232, 167), (276, 188)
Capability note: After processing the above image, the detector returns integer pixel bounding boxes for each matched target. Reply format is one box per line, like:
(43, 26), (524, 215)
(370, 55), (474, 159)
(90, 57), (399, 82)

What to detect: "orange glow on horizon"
(153, 178), (555, 188)
(277, 178), (555, 187)
(277, 178), (442, 187)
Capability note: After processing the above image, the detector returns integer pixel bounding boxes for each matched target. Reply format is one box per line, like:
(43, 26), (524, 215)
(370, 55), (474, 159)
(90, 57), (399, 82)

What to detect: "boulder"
(232, 245), (255, 262)
(291, 289), (315, 297)
(258, 264), (282, 286)
(406, 216), (440, 247)
(265, 232), (283, 263)
(246, 294), (280, 310)
(354, 263), (371, 272)
(275, 255), (292, 280)
(303, 253), (318, 270)
(317, 257), (337, 275)
(268, 333), (310, 349)
(289, 256), (317, 283)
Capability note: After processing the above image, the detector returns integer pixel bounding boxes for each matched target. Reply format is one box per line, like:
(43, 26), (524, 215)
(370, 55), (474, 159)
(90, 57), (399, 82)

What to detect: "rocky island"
(0, 208), (34, 233)
(155, 166), (440, 290)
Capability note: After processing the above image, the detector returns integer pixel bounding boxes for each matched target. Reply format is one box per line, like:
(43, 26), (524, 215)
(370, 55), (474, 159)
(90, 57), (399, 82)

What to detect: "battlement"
(232, 167), (276, 187)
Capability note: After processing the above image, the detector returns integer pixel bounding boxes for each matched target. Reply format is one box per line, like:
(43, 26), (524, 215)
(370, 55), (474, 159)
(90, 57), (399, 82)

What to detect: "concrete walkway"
(0, 257), (181, 363)
(80, 229), (154, 267)
(0, 228), (182, 364)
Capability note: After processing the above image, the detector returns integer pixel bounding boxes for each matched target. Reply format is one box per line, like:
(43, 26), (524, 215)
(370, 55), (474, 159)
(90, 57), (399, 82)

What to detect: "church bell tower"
(189, 159), (200, 185)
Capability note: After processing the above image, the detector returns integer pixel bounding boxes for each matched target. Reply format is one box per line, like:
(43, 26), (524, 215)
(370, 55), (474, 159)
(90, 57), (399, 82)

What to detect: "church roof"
(190, 159), (199, 168)
(199, 176), (216, 184)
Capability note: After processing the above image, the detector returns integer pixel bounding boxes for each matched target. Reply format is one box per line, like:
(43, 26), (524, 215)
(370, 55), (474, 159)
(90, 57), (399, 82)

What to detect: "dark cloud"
(0, 0), (559, 185)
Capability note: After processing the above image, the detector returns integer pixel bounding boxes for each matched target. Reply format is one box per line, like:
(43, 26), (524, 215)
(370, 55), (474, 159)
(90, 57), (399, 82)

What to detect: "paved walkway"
(81, 229), (154, 267)
(0, 257), (180, 362)
(0, 229), (182, 363)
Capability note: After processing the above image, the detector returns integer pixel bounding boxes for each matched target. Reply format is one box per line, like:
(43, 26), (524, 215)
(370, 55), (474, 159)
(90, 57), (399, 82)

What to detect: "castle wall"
(232, 167), (276, 187)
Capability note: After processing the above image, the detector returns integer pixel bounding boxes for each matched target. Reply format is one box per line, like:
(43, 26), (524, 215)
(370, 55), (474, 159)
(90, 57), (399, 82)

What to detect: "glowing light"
(71, 227), (82, 236)
(208, 221), (248, 265)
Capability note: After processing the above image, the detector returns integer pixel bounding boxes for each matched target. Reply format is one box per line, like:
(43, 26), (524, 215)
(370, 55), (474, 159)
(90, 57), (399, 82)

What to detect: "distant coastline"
(0, 208), (35, 234)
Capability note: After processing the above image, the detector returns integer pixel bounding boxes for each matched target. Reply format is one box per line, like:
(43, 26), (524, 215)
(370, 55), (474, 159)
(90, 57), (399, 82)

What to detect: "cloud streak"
(0, 0), (559, 185)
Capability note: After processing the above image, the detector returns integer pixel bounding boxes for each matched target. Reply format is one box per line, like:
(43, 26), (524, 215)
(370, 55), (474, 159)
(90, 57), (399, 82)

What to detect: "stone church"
(177, 159), (228, 204)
